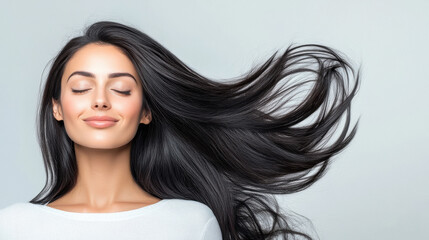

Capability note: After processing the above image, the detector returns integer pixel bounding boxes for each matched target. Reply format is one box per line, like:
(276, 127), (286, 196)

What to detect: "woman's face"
(52, 43), (151, 149)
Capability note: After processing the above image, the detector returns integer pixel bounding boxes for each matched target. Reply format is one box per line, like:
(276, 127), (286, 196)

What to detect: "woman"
(0, 21), (360, 240)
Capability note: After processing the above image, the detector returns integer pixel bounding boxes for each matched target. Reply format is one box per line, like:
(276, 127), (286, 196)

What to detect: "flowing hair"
(31, 21), (360, 240)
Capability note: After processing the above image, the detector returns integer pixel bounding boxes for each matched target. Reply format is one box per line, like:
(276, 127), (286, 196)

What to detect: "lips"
(83, 116), (119, 129)
(83, 116), (119, 122)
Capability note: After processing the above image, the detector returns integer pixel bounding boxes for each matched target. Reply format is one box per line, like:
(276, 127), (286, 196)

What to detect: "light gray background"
(1, 0), (428, 239)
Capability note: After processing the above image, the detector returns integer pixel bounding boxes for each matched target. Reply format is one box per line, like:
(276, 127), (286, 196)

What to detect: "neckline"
(31, 199), (169, 221)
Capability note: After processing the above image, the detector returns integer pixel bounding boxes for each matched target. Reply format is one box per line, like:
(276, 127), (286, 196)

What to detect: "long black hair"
(31, 20), (360, 240)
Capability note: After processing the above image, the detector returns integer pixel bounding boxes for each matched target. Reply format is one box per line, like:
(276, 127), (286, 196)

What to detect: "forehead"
(62, 43), (138, 81)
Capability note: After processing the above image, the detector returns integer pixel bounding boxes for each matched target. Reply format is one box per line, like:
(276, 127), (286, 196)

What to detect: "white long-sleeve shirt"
(0, 198), (222, 240)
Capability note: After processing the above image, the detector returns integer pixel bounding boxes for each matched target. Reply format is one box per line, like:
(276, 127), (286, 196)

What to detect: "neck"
(64, 142), (152, 209)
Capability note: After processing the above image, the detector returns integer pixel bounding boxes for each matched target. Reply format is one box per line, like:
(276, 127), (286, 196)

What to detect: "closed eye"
(71, 89), (131, 95)
(114, 90), (131, 95)
(72, 89), (89, 94)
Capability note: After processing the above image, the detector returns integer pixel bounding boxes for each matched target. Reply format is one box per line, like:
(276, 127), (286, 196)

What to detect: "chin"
(73, 141), (132, 150)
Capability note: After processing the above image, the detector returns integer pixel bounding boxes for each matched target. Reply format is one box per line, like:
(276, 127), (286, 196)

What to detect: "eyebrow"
(66, 71), (137, 83)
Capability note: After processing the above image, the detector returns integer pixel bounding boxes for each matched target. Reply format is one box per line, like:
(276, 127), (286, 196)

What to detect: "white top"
(0, 198), (222, 240)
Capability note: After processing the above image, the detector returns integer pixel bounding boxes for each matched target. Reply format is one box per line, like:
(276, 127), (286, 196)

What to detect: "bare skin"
(49, 43), (161, 213)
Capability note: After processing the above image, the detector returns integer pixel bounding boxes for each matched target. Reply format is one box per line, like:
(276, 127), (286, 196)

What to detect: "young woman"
(0, 21), (360, 240)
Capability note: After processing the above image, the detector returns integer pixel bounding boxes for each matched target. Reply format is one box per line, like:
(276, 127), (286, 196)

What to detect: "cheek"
(115, 96), (143, 121)
(61, 95), (87, 119)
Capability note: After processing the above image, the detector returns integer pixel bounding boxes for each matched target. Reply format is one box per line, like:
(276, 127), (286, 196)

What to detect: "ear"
(140, 110), (152, 125)
(52, 98), (64, 121)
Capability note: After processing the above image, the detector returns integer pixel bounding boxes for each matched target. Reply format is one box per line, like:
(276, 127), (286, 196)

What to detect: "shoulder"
(162, 199), (222, 239)
(0, 202), (49, 226)
(163, 198), (216, 220)
(0, 202), (42, 223)
(0, 202), (31, 219)
(165, 198), (213, 211)
(0, 202), (37, 237)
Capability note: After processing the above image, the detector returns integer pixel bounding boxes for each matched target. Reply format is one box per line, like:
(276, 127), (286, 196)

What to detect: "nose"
(92, 89), (111, 110)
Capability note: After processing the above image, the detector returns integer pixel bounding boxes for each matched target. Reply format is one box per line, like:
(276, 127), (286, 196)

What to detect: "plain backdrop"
(1, 0), (428, 239)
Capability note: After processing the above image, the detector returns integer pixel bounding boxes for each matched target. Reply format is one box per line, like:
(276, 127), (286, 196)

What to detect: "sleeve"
(200, 216), (223, 240)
